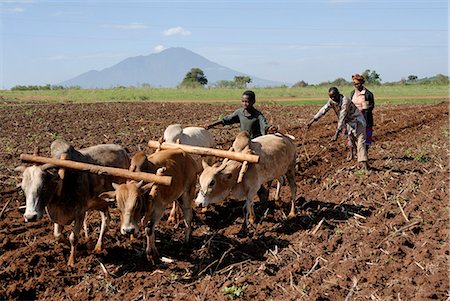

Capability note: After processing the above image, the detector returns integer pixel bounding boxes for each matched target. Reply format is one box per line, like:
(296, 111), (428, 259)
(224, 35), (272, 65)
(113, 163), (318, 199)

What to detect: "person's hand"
(204, 124), (212, 130)
(331, 131), (339, 142)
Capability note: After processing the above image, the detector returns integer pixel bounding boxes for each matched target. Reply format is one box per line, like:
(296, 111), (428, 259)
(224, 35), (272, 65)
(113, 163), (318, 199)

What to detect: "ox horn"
(40, 164), (58, 171)
(56, 153), (68, 197)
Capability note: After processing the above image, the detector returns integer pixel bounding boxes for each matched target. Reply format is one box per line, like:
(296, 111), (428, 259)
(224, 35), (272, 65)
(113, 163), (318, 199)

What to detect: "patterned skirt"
(343, 127), (374, 147)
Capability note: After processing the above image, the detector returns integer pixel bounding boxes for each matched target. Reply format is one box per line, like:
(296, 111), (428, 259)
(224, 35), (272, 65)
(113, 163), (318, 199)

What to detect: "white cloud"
(102, 23), (148, 30)
(163, 26), (191, 36)
(5, 7), (25, 12)
(154, 45), (166, 53)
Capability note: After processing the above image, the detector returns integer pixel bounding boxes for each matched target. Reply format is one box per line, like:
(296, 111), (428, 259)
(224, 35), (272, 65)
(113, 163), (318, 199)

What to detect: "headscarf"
(352, 74), (365, 84)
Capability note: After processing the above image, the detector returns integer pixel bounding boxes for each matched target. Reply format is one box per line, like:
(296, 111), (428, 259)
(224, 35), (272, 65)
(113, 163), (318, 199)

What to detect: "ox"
(16, 139), (130, 266)
(195, 132), (297, 227)
(100, 149), (198, 263)
(163, 124), (215, 152)
(163, 124), (215, 222)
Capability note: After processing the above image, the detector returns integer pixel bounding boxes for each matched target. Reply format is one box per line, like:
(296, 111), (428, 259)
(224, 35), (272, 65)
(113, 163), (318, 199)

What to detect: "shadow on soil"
(98, 196), (373, 279)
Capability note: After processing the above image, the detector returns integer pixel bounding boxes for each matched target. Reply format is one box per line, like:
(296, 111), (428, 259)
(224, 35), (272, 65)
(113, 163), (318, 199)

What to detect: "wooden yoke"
(20, 154), (172, 186)
(147, 141), (260, 164)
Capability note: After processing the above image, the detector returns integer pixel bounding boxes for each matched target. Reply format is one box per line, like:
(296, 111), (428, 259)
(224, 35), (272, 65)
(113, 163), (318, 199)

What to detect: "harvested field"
(0, 100), (448, 300)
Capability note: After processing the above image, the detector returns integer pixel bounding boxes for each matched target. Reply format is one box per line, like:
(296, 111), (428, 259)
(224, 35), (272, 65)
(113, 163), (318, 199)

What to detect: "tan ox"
(16, 139), (130, 266)
(100, 149), (198, 263)
(195, 132), (297, 227)
(163, 124), (215, 222)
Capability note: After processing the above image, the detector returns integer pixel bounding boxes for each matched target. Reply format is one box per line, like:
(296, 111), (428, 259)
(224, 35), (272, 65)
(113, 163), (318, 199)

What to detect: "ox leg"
(83, 212), (89, 240)
(286, 168), (297, 218)
(180, 187), (194, 246)
(274, 179), (282, 201)
(94, 209), (110, 253)
(244, 199), (256, 226)
(68, 217), (83, 267)
(143, 202), (164, 264)
(167, 201), (182, 227)
(54, 223), (65, 242)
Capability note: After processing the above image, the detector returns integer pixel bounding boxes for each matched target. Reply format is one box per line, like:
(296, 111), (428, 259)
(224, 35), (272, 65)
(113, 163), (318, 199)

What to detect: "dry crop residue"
(0, 101), (448, 300)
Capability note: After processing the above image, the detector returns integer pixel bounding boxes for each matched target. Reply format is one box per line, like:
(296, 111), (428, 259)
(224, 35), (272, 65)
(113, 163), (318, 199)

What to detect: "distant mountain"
(59, 47), (285, 88)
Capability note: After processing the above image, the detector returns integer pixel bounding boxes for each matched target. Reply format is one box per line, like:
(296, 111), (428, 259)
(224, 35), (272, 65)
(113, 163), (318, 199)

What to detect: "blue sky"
(1, 0), (448, 89)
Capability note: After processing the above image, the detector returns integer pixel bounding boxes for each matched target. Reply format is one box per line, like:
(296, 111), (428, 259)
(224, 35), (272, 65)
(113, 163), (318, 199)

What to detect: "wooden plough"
(147, 140), (260, 183)
(20, 154), (172, 186)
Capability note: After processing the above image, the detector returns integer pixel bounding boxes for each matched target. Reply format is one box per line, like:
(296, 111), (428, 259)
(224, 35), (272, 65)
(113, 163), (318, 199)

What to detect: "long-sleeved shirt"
(313, 95), (366, 135)
(221, 108), (269, 139)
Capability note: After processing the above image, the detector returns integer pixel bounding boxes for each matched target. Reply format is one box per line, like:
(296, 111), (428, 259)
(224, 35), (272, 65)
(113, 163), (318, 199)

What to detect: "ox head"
(163, 124), (183, 144)
(99, 180), (153, 236)
(15, 164), (58, 222)
(195, 160), (240, 208)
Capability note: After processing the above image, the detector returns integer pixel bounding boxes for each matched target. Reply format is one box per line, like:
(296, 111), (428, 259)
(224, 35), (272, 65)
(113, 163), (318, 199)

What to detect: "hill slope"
(60, 47), (285, 88)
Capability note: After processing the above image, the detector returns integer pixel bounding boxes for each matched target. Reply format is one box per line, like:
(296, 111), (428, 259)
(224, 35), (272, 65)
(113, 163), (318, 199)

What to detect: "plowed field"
(0, 100), (448, 300)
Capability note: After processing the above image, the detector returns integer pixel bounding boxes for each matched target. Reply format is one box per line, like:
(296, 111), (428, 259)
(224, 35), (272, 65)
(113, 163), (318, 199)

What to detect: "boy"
(306, 87), (369, 171)
(206, 90), (276, 138)
(206, 90), (277, 201)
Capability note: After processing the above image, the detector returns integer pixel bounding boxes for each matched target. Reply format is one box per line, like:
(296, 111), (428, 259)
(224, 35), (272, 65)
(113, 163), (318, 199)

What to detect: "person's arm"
(306, 100), (332, 129)
(258, 113), (271, 135)
(333, 96), (350, 140)
(206, 109), (240, 129)
(206, 120), (223, 129)
(366, 90), (375, 110)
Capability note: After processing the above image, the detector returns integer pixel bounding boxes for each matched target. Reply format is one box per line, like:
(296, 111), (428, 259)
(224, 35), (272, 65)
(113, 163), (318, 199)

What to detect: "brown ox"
(195, 132), (297, 227)
(100, 149), (198, 263)
(16, 139), (130, 266)
(162, 124), (215, 223)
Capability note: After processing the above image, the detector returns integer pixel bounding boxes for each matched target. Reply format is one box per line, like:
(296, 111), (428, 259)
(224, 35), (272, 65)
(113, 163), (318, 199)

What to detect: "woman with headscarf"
(348, 74), (375, 159)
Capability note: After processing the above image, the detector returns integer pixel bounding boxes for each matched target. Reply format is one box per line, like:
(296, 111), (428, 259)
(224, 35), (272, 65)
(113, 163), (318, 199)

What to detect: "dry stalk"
(349, 212), (366, 220)
(213, 248), (233, 274)
(344, 277), (358, 301)
(414, 261), (425, 270)
(0, 200), (11, 219)
(275, 283), (289, 294)
(303, 256), (327, 277)
(98, 260), (109, 276)
(217, 259), (251, 275)
(197, 258), (219, 277)
(396, 199), (409, 222)
(376, 220), (422, 248)
(312, 218), (325, 235)
(370, 292), (382, 301)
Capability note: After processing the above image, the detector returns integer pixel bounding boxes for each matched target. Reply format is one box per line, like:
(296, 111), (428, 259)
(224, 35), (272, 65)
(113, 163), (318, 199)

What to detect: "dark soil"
(0, 101), (448, 300)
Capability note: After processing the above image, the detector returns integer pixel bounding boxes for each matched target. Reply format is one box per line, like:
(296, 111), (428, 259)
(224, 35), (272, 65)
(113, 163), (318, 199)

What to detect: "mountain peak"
(59, 48), (285, 88)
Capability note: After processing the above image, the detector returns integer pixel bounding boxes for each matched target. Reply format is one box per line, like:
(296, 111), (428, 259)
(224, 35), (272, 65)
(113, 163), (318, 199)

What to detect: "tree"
(234, 76), (252, 88)
(180, 68), (208, 88)
(215, 80), (236, 88)
(291, 80), (308, 88)
(407, 75), (418, 82)
(362, 69), (382, 85)
(331, 77), (350, 86)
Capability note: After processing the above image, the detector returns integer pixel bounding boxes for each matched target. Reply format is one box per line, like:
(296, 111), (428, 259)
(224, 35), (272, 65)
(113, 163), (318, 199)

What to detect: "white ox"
(16, 139), (130, 266)
(163, 124), (215, 221)
(195, 132), (297, 227)
(100, 149), (198, 263)
(163, 124), (215, 152)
